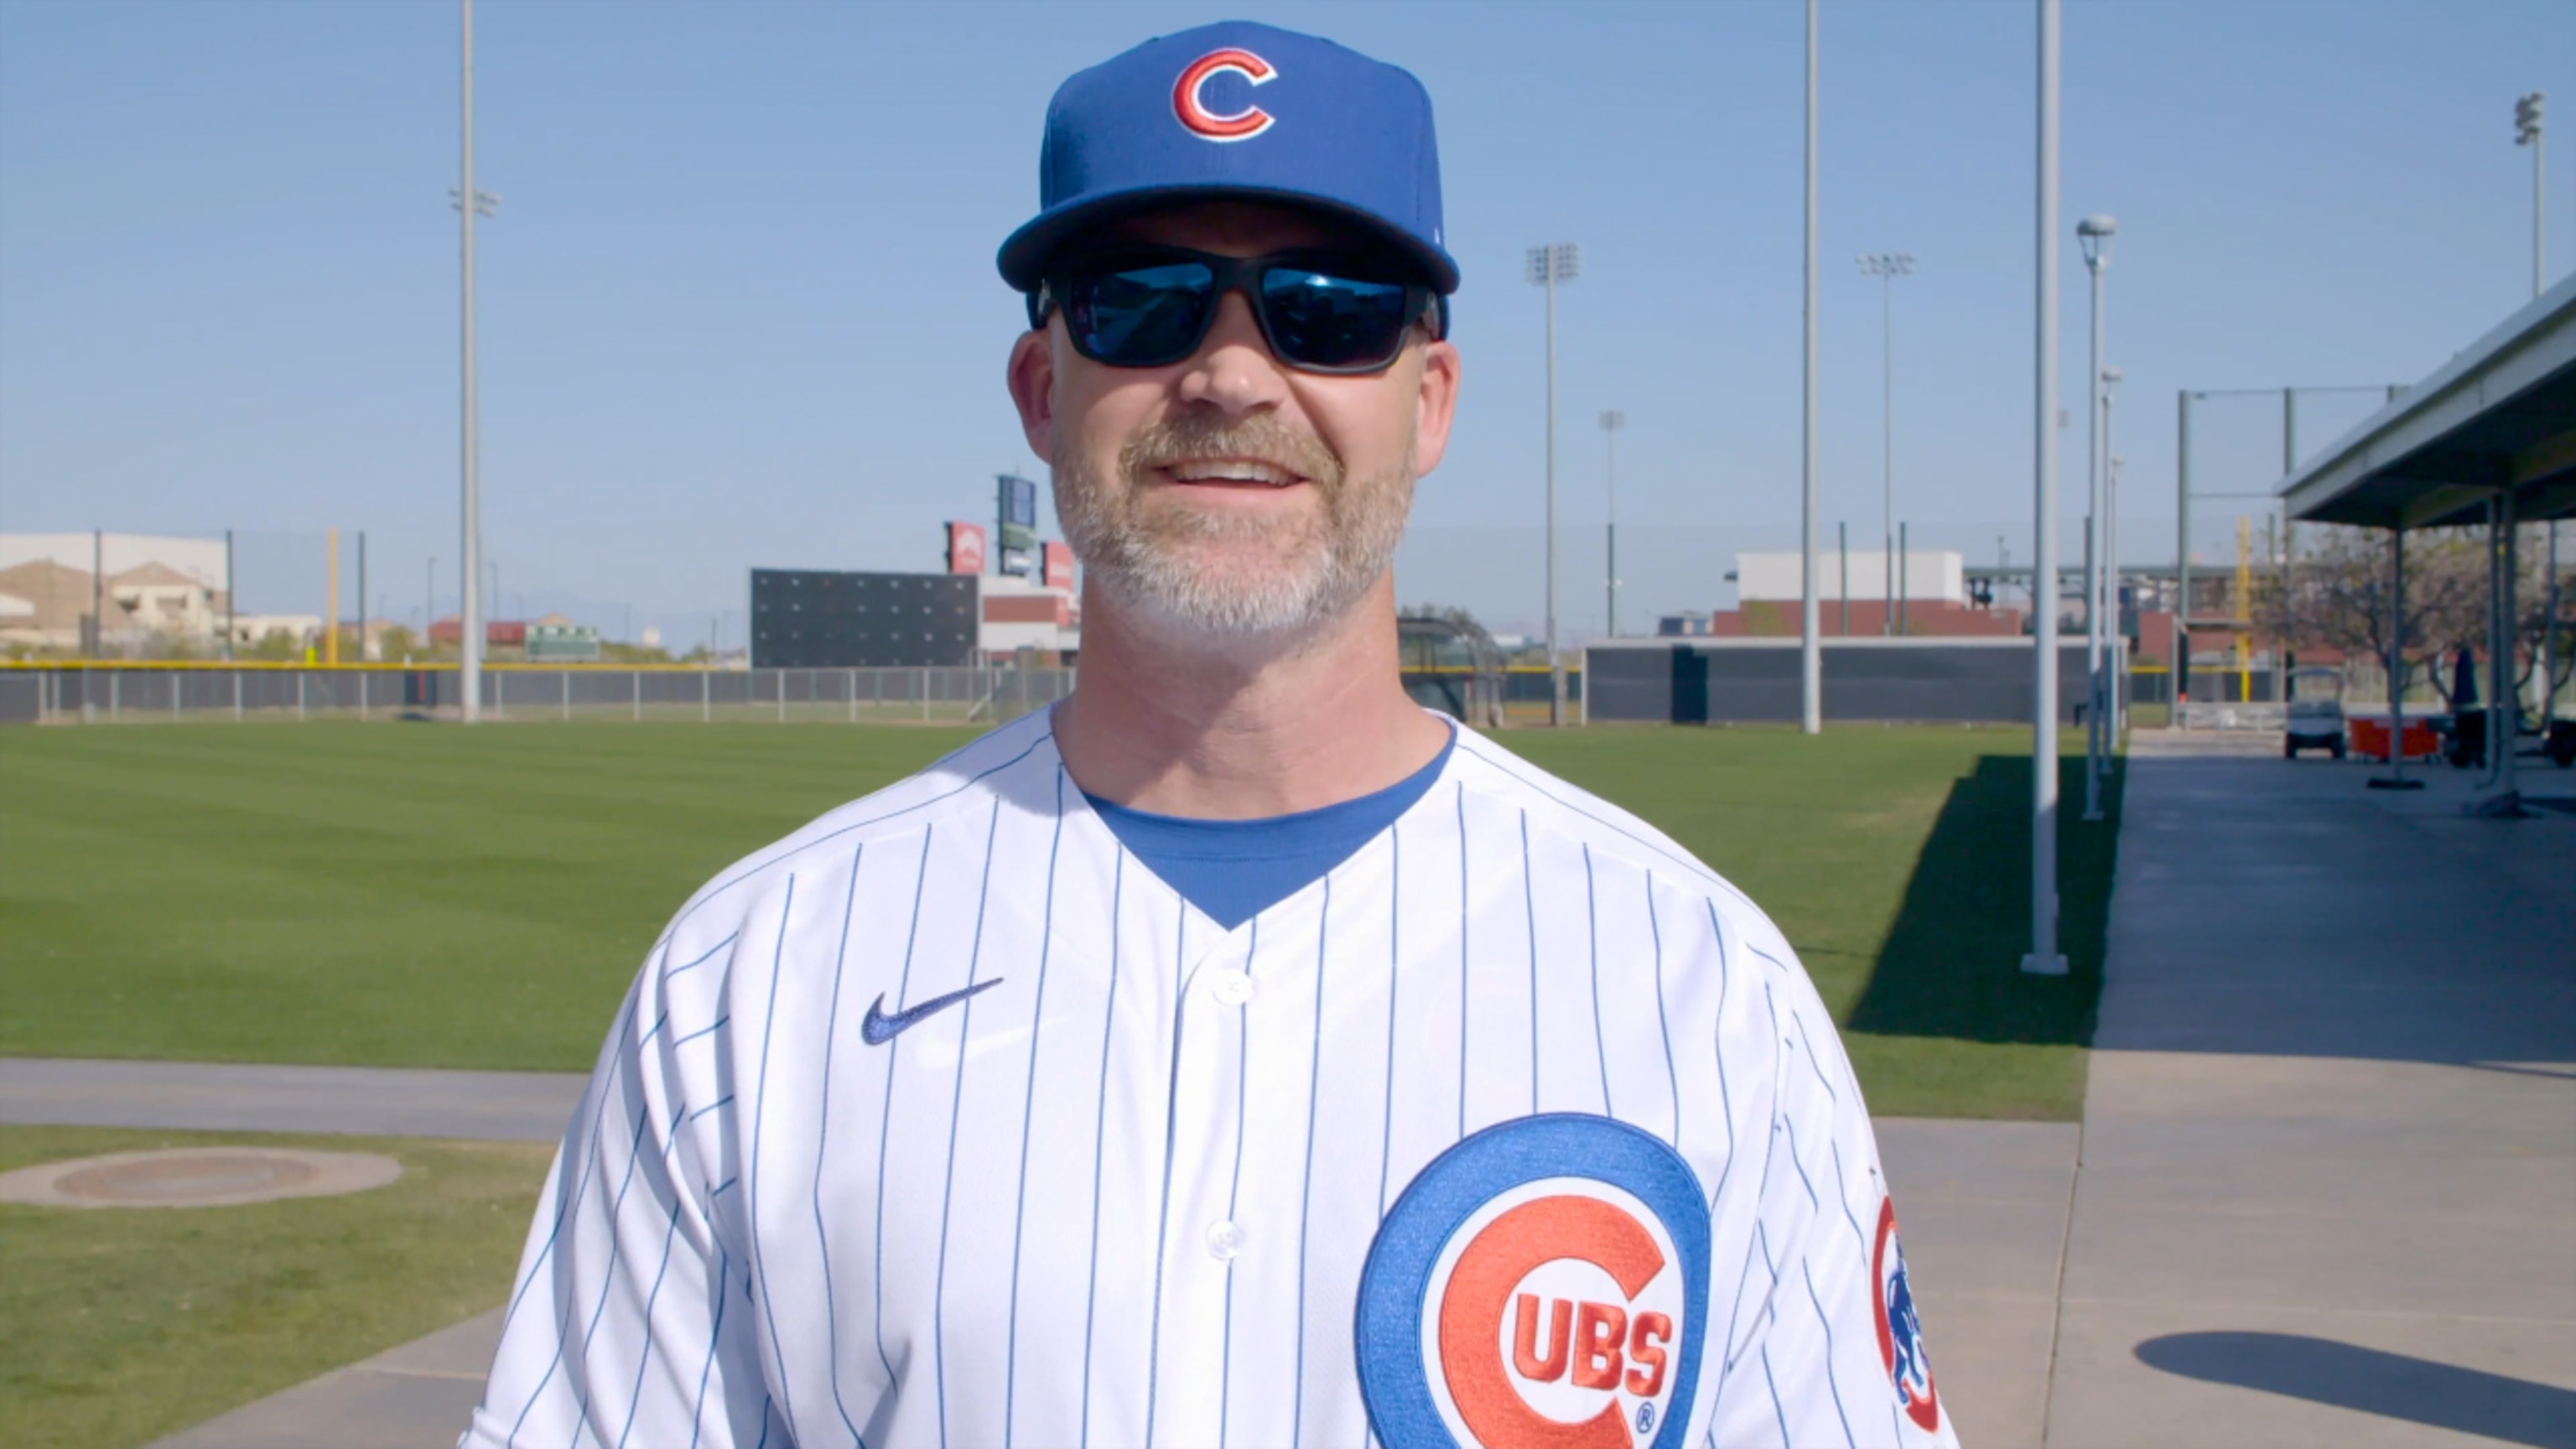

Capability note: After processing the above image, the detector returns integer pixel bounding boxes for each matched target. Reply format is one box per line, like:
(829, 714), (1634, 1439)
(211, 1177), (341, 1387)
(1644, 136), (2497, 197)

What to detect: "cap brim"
(998, 183), (1460, 295)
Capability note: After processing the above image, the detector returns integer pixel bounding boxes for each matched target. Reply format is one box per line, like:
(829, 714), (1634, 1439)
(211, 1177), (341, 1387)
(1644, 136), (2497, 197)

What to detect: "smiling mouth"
(1156, 458), (1306, 489)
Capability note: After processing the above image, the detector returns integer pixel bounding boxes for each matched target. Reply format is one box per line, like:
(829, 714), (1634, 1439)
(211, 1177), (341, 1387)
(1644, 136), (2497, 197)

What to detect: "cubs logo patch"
(1872, 1197), (1941, 1434)
(1172, 47), (1277, 142)
(1358, 1115), (1710, 1449)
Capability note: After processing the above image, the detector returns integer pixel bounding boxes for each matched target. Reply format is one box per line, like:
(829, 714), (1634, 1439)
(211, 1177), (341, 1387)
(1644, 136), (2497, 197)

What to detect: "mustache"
(1119, 413), (1343, 488)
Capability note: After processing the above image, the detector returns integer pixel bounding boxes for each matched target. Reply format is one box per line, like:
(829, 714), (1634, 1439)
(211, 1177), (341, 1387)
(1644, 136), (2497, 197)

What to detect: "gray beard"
(1053, 416), (1414, 640)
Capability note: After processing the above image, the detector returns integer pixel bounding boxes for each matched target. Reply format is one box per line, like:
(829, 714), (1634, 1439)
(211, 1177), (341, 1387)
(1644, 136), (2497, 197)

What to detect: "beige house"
(0, 558), (236, 652)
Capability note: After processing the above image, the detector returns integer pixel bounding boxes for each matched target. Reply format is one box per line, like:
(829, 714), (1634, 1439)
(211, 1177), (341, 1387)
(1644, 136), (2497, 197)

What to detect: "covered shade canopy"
(2280, 276), (2576, 528)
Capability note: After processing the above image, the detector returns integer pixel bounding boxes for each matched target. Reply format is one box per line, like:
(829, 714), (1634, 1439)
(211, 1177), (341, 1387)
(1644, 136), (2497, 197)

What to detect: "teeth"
(1169, 460), (1296, 486)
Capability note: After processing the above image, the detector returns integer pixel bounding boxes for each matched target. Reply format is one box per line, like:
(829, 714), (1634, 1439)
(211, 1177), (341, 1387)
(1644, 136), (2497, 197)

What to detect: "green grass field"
(0, 1124), (550, 1446)
(0, 719), (2116, 1118)
(0, 719), (2118, 1446)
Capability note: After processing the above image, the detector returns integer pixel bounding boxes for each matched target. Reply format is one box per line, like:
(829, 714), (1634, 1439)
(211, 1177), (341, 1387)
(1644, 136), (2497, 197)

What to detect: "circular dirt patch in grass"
(0, 1147), (402, 1208)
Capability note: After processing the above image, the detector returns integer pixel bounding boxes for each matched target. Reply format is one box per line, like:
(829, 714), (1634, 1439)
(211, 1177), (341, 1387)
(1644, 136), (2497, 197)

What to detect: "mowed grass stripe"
(0, 720), (2111, 1117)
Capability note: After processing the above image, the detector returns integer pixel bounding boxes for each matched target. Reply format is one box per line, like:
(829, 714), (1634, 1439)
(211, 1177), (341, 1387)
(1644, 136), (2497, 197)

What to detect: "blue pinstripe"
(611, 1194), (688, 1449)
(1140, 898), (1191, 1449)
(1077, 850), (1126, 1448)
(745, 874), (805, 1432)
(1002, 770), (1070, 1447)
(931, 798), (1006, 1449)
(1519, 809), (1539, 1115)
(871, 833), (937, 1391)
(1374, 827), (1402, 1216)
(1800, 1259), (1860, 1447)
(1583, 844), (1612, 1115)
(814, 845), (869, 1446)
(1454, 783), (1469, 1141)
(1290, 874), (1331, 1449)
(1647, 876), (1680, 1145)
(685, 1246), (732, 1449)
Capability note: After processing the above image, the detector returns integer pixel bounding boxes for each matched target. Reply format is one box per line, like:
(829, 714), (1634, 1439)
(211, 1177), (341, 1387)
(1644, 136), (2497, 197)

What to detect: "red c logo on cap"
(1173, 48), (1277, 142)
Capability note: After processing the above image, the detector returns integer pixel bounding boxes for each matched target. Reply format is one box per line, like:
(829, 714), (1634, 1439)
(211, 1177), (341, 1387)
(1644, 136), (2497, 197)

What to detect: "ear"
(1408, 337), (1462, 478)
(1007, 327), (1057, 460)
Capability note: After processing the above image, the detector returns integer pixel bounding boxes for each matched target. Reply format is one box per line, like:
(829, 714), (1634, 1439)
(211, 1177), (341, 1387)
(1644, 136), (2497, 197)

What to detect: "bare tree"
(2260, 524), (2491, 703)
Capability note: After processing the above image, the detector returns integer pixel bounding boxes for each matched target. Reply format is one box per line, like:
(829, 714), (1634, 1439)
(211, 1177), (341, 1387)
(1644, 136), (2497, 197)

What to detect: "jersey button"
(1209, 969), (1255, 1006)
(1205, 1219), (1244, 1260)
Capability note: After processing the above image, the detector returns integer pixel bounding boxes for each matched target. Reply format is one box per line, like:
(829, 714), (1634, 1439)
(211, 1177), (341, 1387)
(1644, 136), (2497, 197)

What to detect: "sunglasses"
(1031, 247), (1445, 375)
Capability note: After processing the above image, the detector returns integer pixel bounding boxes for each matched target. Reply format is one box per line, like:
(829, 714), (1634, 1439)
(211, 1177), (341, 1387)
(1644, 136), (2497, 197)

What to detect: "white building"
(1732, 550), (1966, 605)
(0, 534), (234, 652)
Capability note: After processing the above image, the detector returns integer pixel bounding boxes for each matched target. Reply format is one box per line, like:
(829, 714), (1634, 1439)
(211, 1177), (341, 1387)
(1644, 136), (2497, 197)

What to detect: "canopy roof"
(2280, 274), (2576, 529)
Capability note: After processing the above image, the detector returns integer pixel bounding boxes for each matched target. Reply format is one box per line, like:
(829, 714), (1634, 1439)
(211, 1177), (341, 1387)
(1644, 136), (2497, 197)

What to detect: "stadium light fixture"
(2516, 92), (2545, 297)
(1858, 252), (1917, 632)
(1529, 242), (1580, 724)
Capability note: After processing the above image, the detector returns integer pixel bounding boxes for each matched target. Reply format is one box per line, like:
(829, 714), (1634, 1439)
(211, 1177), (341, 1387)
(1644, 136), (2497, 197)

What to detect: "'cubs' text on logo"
(1171, 48), (1277, 142)
(1872, 1197), (1943, 1435)
(1358, 1115), (1711, 1449)
(1428, 1182), (1685, 1446)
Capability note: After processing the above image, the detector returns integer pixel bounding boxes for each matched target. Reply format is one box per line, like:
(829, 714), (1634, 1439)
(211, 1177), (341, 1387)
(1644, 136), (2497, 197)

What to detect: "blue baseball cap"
(997, 21), (1458, 296)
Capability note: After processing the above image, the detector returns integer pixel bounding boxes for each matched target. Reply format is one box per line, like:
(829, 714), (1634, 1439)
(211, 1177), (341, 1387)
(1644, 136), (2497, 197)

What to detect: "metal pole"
(1601, 412), (1622, 639)
(2082, 246), (2105, 817)
(224, 528), (236, 661)
(2392, 526), (2408, 784)
(2023, 0), (2067, 975)
(1800, 0), (1823, 735)
(1898, 521), (1909, 634)
(1883, 268), (1895, 629)
(1540, 262), (1561, 724)
(2176, 391), (2193, 724)
(356, 531), (367, 664)
(459, 0), (484, 724)
(1839, 520), (1849, 635)
(2495, 492), (2520, 800)
(2547, 520), (2561, 730)
(91, 528), (103, 659)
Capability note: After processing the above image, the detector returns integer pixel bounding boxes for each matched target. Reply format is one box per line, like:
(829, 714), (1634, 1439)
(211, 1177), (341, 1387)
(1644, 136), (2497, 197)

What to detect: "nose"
(1172, 289), (1291, 417)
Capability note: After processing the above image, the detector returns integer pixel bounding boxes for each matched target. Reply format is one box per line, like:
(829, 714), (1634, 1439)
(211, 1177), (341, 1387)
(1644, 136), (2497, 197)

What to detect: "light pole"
(1599, 409), (1627, 638)
(456, 0), (499, 723)
(2023, 0), (2068, 977)
(2076, 214), (2116, 822)
(1859, 252), (1916, 632)
(2104, 366), (2126, 747)
(1800, 0), (1823, 735)
(2516, 92), (2546, 297)
(1529, 242), (1581, 725)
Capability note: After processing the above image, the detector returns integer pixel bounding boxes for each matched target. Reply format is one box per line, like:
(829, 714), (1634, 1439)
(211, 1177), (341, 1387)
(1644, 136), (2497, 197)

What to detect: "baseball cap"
(997, 21), (1458, 297)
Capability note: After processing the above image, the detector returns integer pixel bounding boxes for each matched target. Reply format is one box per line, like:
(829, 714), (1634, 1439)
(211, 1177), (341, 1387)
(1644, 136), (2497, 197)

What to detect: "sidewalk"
(2047, 733), (2576, 1446)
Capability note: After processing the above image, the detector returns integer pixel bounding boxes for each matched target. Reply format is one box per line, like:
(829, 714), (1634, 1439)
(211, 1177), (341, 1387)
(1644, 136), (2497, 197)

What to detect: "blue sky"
(3, 0), (2567, 641)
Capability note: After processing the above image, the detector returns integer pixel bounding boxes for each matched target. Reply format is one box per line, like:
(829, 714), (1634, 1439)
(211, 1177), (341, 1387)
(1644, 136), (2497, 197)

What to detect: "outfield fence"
(7, 664), (1077, 727)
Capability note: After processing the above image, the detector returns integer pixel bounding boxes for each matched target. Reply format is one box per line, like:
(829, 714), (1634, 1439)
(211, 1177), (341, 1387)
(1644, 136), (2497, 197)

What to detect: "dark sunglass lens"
(1069, 262), (1214, 365)
(1259, 268), (1412, 369)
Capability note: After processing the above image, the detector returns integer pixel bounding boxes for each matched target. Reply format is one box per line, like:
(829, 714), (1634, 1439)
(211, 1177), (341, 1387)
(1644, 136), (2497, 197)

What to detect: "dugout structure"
(1587, 637), (2093, 725)
(1399, 612), (1505, 728)
(750, 569), (978, 669)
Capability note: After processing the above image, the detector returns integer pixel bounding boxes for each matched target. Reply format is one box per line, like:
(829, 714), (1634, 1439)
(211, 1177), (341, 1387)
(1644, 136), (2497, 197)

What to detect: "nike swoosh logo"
(860, 979), (1003, 1046)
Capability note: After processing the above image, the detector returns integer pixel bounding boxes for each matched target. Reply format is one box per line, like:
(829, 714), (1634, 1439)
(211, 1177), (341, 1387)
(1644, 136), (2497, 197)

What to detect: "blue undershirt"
(1083, 730), (1456, 930)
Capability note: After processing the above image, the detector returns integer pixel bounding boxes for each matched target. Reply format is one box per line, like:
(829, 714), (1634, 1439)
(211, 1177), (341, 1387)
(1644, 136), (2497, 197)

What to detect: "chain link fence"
(10, 665), (1075, 727)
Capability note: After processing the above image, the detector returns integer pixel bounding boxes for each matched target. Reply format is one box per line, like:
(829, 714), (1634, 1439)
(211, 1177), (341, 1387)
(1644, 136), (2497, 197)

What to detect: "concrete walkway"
(2046, 733), (2576, 1447)
(0, 1057), (586, 1142)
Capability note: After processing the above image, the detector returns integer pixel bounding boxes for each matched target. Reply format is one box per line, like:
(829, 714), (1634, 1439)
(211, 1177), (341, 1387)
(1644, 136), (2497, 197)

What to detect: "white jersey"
(465, 710), (1957, 1449)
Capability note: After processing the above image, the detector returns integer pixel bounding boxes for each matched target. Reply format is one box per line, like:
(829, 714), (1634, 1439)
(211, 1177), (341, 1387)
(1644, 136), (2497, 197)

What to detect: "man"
(469, 21), (1955, 1448)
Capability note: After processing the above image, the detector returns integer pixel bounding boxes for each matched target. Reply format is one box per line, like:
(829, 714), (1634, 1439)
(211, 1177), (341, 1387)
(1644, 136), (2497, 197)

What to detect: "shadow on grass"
(1846, 755), (2117, 1046)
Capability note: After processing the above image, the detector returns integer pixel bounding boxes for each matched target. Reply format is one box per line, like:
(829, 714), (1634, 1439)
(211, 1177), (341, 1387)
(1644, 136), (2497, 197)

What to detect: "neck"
(1052, 574), (1452, 818)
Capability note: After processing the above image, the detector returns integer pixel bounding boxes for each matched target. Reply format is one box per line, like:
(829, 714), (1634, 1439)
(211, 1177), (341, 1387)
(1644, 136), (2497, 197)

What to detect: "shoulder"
(651, 710), (1064, 964)
(1443, 725), (1794, 960)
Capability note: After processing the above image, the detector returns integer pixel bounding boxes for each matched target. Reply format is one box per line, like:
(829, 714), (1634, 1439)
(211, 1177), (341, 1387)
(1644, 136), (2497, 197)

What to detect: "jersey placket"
(1142, 904), (1280, 1448)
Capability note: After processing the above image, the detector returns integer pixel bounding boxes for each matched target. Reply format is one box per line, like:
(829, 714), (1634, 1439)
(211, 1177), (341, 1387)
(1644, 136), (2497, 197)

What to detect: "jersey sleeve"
(461, 928), (780, 1448)
(1699, 919), (1961, 1449)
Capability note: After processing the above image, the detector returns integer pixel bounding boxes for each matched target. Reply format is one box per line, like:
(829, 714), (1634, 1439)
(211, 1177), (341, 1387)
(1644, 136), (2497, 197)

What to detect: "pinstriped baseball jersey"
(465, 709), (1958, 1449)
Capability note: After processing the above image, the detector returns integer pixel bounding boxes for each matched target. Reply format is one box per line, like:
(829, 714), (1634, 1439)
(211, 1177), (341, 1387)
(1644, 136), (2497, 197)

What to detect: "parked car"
(2283, 666), (2346, 759)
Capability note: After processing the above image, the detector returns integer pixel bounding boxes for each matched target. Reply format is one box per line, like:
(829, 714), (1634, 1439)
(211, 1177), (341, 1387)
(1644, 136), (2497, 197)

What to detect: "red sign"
(1042, 540), (1074, 591)
(947, 522), (987, 576)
